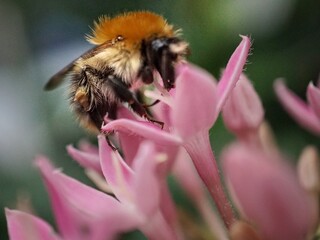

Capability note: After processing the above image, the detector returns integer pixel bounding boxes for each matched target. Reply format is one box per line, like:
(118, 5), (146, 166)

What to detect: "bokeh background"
(0, 0), (319, 238)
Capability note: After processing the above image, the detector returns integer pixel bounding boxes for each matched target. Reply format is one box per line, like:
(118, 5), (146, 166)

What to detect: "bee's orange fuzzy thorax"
(87, 11), (174, 45)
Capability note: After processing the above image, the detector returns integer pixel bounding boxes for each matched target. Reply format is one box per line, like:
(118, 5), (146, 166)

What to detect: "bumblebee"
(45, 11), (189, 132)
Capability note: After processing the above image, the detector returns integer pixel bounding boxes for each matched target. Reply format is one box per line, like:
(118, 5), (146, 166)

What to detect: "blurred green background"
(0, 0), (319, 239)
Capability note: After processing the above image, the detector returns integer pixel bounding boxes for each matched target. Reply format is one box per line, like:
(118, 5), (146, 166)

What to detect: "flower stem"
(183, 131), (236, 229)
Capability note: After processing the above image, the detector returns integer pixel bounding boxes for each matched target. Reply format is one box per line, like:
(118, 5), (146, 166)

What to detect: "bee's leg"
(100, 104), (118, 147)
(75, 66), (121, 150)
(105, 135), (118, 151)
(87, 110), (114, 150)
(87, 101), (119, 151)
(139, 40), (154, 85)
(143, 99), (160, 108)
(130, 101), (164, 129)
(159, 47), (175, 90)
(135, 90), (160, 109)
(145, 38), (177, 90)
(108, 76), (164, 129)
(81, 65), (114, 84)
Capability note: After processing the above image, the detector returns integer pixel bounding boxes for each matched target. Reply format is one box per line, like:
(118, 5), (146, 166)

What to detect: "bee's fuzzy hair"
(86, 11), (175, 45)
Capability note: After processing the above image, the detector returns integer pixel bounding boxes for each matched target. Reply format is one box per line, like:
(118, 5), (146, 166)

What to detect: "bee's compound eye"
(116, 35), (124, 41)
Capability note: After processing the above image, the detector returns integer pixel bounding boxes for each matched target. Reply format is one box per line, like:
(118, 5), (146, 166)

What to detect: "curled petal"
(222, 143), (317, 240)
(274, 79), (320, 135)
(102, 119), (182, 145)
(216, 35), (251, 113)
(66, 144), (102, 174)
(6, 209), (61, 240)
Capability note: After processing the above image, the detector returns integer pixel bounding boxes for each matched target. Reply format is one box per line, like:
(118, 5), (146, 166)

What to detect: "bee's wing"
(44, 62), (74, 91)
(44, 42), (111, 91)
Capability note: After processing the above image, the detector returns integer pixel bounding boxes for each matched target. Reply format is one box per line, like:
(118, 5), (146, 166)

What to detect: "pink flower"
(69, 133), (180, 235)
(5, 209), (61, 240)
(7, 139), (177, 240)
(101, 36), (251, 228)
(274, 79), (320, 135)
(222, 143), (318, 240)
(6, 155), (140, 240)
(34, 156), (141, 240)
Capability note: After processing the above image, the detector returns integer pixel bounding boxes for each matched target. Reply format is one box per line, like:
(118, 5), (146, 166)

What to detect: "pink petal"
(66, 144), (102, 174)
(222, 143), (317, 240)
(101, 119), (182, 145)
(35, 156), (139, 239)
(35, 156), (76, 238)
(102, 107), (182, 172)
(216, 35), (251, 113)
(53, 170), (140, 239)
(152, 100), (175, 132)
(274, 79), (320, 135)
(222, 74), (264, 137)
(118, 133), (143, 166)
(6, 209), (61, 240)
(117, 107), (143, 165)
(132, 141), (162, 217)
(307, 82), (320, 120)
(98, 135), (134, 202)
(117, 105), (140, 120)
(171, 63), (217, 139)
